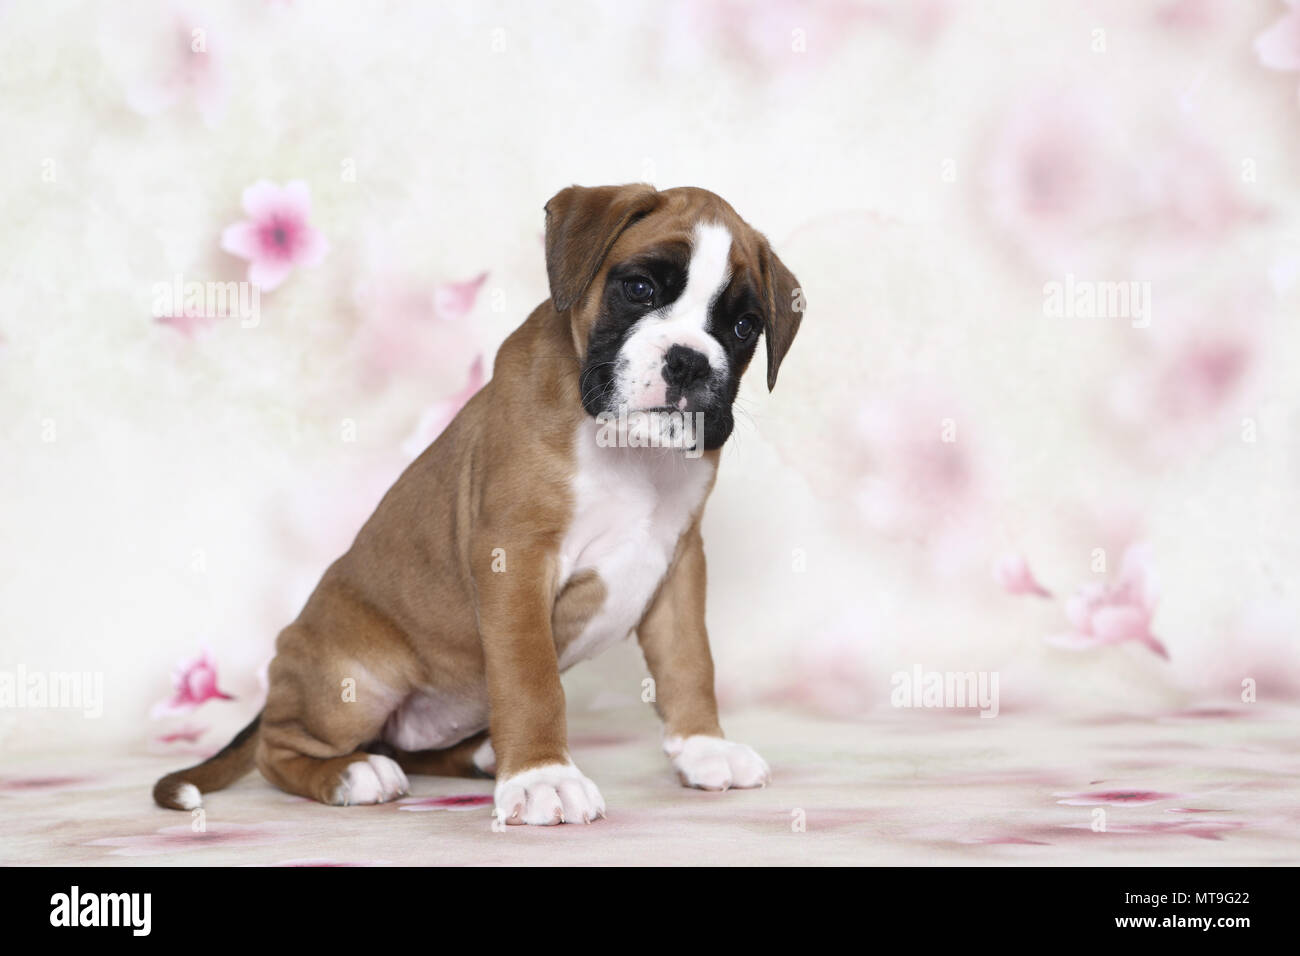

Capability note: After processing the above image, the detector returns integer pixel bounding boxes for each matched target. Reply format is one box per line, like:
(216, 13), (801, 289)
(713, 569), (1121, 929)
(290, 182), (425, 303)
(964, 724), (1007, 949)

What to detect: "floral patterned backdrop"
(1, 0), (1298, 758)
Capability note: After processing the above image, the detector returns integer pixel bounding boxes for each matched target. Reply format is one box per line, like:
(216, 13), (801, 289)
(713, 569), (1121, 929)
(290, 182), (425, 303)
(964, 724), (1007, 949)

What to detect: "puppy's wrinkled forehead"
(574, 191), (764, 338)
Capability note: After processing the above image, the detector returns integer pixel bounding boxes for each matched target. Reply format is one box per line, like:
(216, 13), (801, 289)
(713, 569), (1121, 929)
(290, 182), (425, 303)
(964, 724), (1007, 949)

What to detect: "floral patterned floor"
(3, 704), (1297, 866)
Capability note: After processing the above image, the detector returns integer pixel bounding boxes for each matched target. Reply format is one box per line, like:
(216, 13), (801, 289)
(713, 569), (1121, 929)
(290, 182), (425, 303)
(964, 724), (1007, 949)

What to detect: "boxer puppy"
(154, 184), (803, 826)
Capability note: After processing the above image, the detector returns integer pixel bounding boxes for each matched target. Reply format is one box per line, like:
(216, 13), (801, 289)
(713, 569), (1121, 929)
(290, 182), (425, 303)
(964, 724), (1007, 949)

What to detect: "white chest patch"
(556, 423), (716, 670)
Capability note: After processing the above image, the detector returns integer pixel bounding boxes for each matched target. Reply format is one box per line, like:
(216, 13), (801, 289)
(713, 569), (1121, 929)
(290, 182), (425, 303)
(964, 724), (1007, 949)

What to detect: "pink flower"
(220, 181), (329, 291)
(1255, 2), (1300, 81)
(126, 10), (228, 127)
(400, 357), (486, 457)
(150, 648), (234, 718)
(1047, 544), (1170, 659)
(994, 552), (1052, 598)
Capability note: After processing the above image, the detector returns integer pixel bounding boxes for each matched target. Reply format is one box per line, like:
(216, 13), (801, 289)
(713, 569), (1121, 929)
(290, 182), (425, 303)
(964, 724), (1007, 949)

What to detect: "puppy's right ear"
(544, 184), (659, 313)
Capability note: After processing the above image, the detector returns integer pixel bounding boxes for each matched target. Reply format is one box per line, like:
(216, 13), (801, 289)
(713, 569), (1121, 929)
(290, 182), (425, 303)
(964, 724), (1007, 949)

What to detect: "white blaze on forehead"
(615, 220), (733, 410)
(676, 221), (734, 321)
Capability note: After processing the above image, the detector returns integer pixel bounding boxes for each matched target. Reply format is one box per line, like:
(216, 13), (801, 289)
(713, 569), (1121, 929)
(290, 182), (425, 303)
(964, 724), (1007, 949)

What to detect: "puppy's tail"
(152, 711), (262, 810)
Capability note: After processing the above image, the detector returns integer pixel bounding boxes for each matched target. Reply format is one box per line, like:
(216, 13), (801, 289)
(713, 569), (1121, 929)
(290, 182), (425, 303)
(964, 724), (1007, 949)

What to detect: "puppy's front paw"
(665, 735), (770, 791)
(494, 763), (605, 826)
(331, 754), (409, 806)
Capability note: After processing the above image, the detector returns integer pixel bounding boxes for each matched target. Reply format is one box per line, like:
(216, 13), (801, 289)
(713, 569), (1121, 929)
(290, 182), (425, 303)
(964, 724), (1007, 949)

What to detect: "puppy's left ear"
(759, 240), (804, 391)
(544, 183), (659, 313)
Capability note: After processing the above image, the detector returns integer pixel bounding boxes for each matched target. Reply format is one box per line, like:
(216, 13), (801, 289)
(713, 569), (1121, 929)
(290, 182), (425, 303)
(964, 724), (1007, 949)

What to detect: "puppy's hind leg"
(255, 636), (411, 806)
(259, 742), (410, 806)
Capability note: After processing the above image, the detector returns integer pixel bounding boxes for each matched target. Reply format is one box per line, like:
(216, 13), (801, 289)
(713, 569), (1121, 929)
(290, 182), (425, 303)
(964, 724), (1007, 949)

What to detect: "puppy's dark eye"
(622, 277), (655, 304)
(733, 315), (756, 341)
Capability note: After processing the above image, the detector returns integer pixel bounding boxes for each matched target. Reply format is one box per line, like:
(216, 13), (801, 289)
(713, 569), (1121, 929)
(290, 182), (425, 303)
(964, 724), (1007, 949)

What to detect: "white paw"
(332, 754), (410, 806)
(494, 763), (605, 825)
(664, 735), (770, 791)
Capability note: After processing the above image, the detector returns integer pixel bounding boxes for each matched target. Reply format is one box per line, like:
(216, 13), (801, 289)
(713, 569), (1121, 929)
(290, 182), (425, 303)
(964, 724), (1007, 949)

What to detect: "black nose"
(662, 345), (711, 390)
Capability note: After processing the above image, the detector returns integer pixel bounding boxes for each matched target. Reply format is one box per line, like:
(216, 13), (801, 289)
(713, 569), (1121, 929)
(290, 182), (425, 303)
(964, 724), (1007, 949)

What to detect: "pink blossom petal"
(248, 257), (295, 292)
(241, 180), (286, 220)
(281, 179), (313, 221)
(220, 220), (262, 261)
(149, 649), (235, 717)
(295, 226), (329, 268)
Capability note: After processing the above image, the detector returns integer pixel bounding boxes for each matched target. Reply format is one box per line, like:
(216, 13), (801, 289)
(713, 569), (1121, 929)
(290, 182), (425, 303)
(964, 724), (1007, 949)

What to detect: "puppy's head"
(544, 184), (803, 450)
